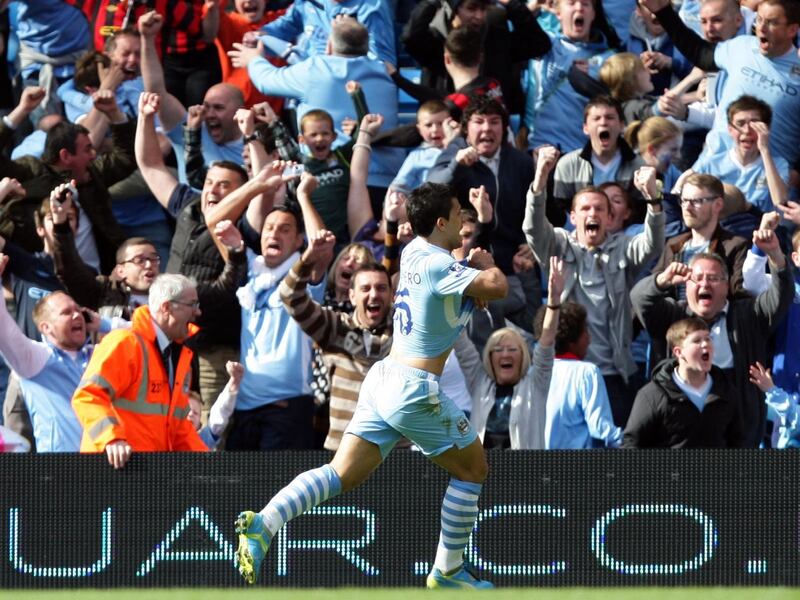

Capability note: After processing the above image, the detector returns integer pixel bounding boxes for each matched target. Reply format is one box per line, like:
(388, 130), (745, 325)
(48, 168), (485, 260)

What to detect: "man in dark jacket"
(631, 232), (793, 447)
(427, 96), (536, 346)
(401, 0), (550, 115)
(0, 87), (130, 274)
(652, 173), (748, 296)
(623, 317), (741, 448)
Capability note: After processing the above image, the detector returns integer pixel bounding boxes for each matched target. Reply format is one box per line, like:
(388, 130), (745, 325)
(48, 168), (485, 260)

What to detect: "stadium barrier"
(1, 450), (798, 588)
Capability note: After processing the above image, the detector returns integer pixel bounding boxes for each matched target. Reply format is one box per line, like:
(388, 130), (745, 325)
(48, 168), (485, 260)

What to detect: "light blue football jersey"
(392, 237), (481, 359)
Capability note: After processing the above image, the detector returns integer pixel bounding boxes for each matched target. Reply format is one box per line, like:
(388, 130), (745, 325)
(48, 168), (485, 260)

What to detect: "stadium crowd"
(1, 0), (800, 458)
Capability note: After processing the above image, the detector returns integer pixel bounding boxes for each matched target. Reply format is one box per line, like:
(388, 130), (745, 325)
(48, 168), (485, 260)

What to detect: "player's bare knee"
(454, 457), (488, 483)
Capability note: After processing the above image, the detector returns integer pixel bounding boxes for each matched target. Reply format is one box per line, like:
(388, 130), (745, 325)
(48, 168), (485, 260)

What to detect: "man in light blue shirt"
(139, 11), (244, 184)
(643, 0), (800, 165)
(524, 0), (616, 152)
(226, 175), (329, 451)
(0, 255), (116, 452)
(693, 95), (790, 212)
(231, 15), (404, 188)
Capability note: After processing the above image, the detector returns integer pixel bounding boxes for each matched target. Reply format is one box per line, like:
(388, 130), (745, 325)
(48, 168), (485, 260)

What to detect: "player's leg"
(426, 439), (491, 588)
(383, 373), (492, 589)
(236, 362), (396, 584)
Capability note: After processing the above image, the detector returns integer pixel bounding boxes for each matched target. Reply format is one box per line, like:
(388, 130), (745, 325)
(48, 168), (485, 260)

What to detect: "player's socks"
(433, 478), (482, 573)
(259, 464), (343, 536)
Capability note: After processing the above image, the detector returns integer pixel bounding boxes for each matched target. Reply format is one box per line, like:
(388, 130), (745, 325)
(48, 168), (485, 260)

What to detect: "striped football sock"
(259, 464), (343, 536)
(433, 478), (482, 573)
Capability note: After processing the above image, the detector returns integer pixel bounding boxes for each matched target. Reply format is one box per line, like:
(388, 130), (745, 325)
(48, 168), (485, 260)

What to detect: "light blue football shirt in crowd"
(693, 148), (790, 212)
(525, 32), (616, 152)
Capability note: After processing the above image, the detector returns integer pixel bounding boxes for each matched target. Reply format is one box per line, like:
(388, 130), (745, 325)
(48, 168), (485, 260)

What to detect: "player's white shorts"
(344, 357), (477, 458)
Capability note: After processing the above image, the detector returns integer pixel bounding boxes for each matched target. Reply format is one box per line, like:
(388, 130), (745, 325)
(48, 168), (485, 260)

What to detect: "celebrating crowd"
(1, 0), (800, 459)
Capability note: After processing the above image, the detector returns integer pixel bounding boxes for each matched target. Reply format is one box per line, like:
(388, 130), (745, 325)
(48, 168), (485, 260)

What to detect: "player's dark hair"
(264, 203), (304, 235)
(406, 182), (456, 237)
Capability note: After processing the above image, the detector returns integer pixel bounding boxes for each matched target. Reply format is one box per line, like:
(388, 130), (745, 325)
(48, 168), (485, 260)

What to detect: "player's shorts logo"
(456, 416), (470, 436)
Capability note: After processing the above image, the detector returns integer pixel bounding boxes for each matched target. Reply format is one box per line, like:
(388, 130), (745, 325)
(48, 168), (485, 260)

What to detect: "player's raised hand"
(655, 261), (690, 290)
(234, 108), (255, 136)
(138, 92), (160, 117)
(467, 247), (496, 270)
(759, 210), (780, 231)
(138, 11), (163, 37)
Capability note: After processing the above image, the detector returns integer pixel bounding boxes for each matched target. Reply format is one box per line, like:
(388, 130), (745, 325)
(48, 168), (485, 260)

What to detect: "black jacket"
(623, 359), (742, 448)
(631, 262), (795, 447)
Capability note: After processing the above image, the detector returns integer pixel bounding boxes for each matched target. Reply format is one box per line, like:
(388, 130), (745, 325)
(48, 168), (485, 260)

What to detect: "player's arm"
(463, 248), (508, 302)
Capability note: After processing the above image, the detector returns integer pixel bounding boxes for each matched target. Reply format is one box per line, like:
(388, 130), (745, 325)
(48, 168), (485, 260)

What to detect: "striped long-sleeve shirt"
(279, 258), (392, 450)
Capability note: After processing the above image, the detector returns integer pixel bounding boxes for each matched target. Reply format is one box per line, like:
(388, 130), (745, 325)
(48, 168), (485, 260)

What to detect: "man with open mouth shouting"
(639, 0), (800, 170)
(525, 148), (665, 429)
(632, 228), (794, 448)
(623, 316), (742, 448)
(550, 95), (644, 228)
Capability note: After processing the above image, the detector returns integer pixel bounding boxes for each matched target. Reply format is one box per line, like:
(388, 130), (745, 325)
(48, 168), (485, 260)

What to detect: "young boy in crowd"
(389, 99), (452, 196)
(623, 317), (741, 448)
(542, 301), (622, 449)
(693, 95), (790, 213)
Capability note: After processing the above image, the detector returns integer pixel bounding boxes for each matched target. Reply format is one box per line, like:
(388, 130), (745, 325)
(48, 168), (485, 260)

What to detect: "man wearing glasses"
(631, 236), (794, 447)
(640, 0), (800, 167)
(652, 173), (748, 297)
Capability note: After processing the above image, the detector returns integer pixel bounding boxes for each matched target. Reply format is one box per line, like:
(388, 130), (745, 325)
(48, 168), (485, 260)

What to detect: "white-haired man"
(72, 273), (208, 468)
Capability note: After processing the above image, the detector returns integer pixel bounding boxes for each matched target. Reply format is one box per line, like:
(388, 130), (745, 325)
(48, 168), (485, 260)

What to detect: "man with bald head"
(699, 0), (745, 42)
(139, 11), (245, 183)
(230, 15), (404, 191)
(0, 253), (113, 452)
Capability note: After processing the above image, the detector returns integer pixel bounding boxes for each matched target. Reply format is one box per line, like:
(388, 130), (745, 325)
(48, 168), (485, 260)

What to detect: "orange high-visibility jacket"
(72, 306), (208, 453)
